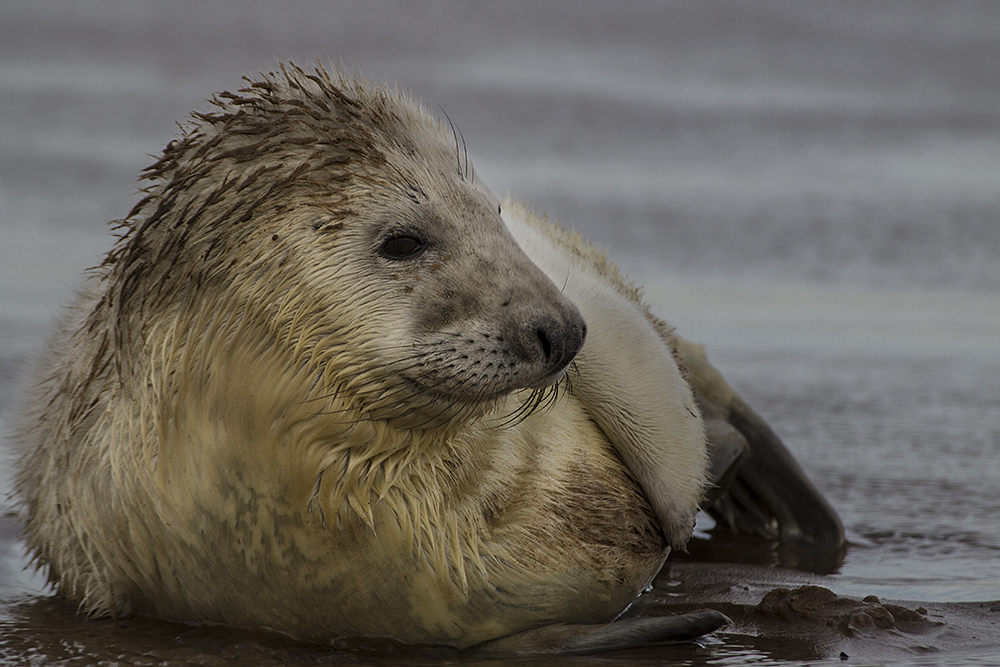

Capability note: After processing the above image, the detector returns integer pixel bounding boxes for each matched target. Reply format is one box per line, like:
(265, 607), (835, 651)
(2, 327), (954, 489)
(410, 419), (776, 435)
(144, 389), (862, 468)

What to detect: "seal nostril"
(536, 328), (553, 361)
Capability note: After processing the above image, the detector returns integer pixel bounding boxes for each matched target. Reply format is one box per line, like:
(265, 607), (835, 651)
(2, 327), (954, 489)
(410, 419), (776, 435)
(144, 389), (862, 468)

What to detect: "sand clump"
(753, 585), (943, 638)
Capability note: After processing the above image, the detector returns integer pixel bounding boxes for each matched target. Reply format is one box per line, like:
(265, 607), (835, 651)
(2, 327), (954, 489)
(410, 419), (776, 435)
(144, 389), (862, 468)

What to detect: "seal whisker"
(490, 382), (561, 429)
(436, 104), (465, 181)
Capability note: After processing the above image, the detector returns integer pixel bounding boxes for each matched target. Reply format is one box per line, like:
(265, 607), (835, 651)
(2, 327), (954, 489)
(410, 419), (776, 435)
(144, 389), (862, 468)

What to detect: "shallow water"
(1, 1), (998, 664)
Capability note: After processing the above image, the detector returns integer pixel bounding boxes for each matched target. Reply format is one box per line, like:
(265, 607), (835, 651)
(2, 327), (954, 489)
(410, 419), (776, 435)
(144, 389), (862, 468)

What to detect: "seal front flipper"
(471, 611), (730, 657)
(674, 336), (846, 554)
(502, 205), (708, 549)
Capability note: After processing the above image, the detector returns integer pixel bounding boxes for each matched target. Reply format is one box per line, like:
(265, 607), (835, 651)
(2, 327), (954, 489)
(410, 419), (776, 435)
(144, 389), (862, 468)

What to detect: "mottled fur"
(13, 64), (706, 648)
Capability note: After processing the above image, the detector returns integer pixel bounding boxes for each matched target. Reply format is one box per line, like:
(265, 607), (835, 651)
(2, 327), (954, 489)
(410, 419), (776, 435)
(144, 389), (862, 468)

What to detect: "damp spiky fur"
(13, 63), (706, 647)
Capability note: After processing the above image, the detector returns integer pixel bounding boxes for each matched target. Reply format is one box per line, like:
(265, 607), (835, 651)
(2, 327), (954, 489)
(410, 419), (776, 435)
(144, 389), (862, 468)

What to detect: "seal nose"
(524, 313), (587, 373)
(535, 328), (553, 361)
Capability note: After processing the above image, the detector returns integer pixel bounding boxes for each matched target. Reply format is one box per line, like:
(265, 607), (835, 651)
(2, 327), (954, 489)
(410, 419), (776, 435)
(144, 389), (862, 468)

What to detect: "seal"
(13, 63), (840, 653)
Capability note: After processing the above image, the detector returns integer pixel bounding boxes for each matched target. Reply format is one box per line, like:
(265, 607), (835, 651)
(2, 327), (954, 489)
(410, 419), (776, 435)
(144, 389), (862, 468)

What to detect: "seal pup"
(12, 63), (839, 653)
(12, 63), (721, 652)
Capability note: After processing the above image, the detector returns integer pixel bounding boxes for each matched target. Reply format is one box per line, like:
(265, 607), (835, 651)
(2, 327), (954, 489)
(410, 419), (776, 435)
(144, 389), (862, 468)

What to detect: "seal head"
(106, 66), (585, 431)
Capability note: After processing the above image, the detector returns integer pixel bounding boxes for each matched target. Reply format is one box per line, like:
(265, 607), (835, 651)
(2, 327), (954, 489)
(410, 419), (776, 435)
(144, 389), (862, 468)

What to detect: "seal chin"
(526, 367), (569, 391)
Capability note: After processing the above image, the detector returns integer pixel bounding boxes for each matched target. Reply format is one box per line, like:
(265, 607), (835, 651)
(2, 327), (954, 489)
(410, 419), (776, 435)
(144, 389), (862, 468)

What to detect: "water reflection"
(0, 590), (826, 667)
(678, 530), (846, 576)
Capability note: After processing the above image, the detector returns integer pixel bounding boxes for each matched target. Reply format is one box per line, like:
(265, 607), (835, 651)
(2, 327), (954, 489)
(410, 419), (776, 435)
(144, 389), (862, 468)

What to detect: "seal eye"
(380, 234), (425, 260)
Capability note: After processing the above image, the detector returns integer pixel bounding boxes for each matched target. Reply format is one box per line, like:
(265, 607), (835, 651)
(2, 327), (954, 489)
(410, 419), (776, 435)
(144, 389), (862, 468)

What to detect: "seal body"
(13, 65), (707, 648)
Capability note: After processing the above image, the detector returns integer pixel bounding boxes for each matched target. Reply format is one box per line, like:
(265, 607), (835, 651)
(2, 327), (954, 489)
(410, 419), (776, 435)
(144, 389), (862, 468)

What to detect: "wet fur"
(13, 64), (706, 647)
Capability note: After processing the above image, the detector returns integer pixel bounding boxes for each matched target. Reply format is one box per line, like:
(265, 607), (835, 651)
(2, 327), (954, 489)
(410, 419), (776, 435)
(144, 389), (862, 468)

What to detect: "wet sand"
(2, 533), (997, 666)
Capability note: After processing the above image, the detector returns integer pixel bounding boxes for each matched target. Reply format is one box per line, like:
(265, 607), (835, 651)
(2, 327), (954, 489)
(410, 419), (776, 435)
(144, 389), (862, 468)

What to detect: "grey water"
(1, 1), (998, 665)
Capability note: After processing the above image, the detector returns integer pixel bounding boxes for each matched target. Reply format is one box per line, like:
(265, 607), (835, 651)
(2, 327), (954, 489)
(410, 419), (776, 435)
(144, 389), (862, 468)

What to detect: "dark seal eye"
(380, 234), (425, 260)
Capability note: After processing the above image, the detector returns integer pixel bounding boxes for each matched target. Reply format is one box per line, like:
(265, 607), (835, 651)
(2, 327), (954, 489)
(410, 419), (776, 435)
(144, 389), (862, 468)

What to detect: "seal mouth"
(525, 367), (569, 391)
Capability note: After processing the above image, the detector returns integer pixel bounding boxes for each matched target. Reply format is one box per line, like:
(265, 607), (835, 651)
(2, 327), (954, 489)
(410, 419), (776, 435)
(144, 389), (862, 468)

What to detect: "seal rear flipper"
(470, 611), (730, 657)
(674, 337), (846, 554)
(704, 392), (846, 552)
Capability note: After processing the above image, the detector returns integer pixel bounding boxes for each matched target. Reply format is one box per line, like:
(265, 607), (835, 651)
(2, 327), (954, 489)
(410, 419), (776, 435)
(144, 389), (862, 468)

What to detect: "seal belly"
(125, 382), (665, 648)
(360, 390), (666, 647)
(43, 307), (660, 646)
(391, 389), (668, 646)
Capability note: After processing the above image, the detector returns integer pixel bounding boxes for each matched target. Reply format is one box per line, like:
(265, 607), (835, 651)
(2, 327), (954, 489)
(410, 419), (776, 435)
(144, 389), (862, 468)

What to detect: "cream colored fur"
(13, 64), (707, 648)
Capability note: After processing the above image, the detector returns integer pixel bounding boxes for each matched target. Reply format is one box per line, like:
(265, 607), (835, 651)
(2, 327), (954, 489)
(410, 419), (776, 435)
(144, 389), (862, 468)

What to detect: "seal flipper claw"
(472, 611), (730, 657)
